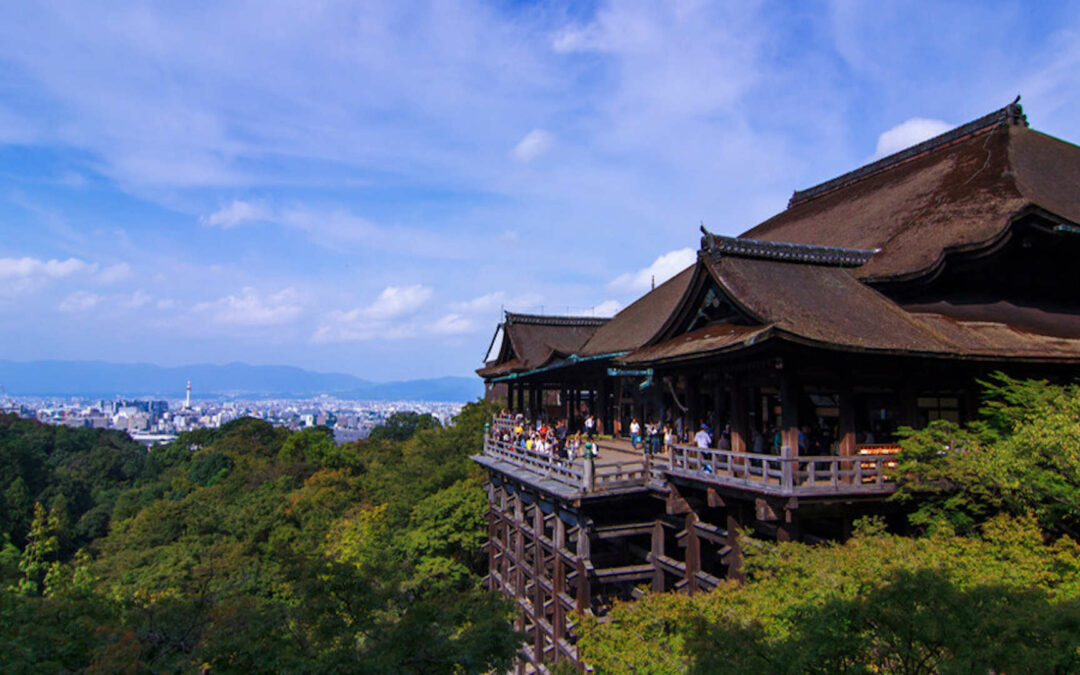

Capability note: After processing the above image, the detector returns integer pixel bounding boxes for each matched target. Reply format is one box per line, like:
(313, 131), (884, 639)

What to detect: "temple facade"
(472, 100), (1080, 672)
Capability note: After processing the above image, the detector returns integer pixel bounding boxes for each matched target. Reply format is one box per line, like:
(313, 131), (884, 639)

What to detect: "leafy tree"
(368, 411), (441, 442)
(895, 373), (1080, 537)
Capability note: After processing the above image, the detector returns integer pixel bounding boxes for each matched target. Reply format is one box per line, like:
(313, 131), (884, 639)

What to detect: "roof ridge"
(505, 311), (609, 327)
(789, 98), (1028, 208)
(701, 228), (877, 267)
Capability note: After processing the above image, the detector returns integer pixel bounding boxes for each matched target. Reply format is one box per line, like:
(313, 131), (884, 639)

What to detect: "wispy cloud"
(609, 248), (695, 293)
(0, 256), (91, 279)
(58, 290), (102, 312)
(311, 284), (432, 343)
(202, 200), (271, 228)
(512, 129), (555, 162)
(192, 287), (303, 326)
(871, 118), (953, 160)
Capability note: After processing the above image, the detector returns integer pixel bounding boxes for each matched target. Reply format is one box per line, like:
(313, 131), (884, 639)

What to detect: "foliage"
(367, 410), (441, 442)
(894, 373), (1080, 537)
(578, 515), (1080, 673)
(0, 400), (515, 673)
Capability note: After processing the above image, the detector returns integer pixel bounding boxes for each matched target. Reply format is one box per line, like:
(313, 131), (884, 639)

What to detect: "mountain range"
(0, 360), (484, 402)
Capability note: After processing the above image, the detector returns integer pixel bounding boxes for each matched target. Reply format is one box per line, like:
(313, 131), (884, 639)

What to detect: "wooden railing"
(481, 418), (899, 497)
(668, 443), (899, 496)
(482, 434), (656, 494)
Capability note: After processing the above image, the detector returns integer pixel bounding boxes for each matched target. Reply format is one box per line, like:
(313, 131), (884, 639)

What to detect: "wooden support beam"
(707, 487), (725, 508)
(651, 520), (665, 592)
(755, 497), (778, 522)
(780, 367), (800, 459)
(684, 512), (701, 595)
(726, 511), (745, 581)
(593, 564), (655, 583)
(532, 504), (544, 661)
(594, 522), (657, 539)
(666, 484), (691, 515)
(730, 376), (748, 454)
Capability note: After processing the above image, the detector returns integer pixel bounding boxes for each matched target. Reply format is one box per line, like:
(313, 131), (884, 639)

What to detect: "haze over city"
(2, 1), (1080, 381)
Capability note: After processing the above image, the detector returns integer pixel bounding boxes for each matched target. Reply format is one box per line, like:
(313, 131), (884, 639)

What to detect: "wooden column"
(725, 511), (745, 581)
(513, 494), (525, 633)
(533, 505), (545, 661)
(575, 525), (591, 612)
(651, 520), (665, 592)
(730, 377), (748, 454)
(684, 512), (700, 595)
(712, 381), (724, 448)
(838, 377), (856, 484)
(487, 483), (497, 592)
(599, 378), (610, 435)
(553, 515), (566, 659)
(780, 368), (800, 456)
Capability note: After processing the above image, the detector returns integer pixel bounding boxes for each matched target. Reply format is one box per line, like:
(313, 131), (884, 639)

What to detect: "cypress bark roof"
(741, 102), (1080, 283)
(477, 312), (608, 377)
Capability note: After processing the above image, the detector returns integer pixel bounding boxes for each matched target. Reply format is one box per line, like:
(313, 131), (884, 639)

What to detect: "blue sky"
(1, 1), (1079, 381)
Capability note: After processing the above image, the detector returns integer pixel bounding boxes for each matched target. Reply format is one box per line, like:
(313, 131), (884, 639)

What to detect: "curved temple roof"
(742, 100), (1080, 283)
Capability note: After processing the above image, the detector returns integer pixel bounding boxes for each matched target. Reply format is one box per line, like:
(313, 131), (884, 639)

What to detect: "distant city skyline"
(1, 2), (1079, 379)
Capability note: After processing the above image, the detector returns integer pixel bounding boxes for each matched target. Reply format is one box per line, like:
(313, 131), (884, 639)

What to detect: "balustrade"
(482, 418), (899, 496)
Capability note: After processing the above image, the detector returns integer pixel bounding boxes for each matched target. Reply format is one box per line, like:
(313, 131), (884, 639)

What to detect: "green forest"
(0, 402), (518, 673)
(5, 376), (1080, 673)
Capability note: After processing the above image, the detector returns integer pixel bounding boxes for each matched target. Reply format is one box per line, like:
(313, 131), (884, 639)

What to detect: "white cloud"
(97, 262), (131, 283)
(121, 290), (153, 309)
(0, 257), (90, 279)
(432, 313), (474, 335)
(202, 200), (271, 228)
(512, 129), (554, 162)
(193, 287), (303, 326)
(452, 291), (507, 314)
(871, 118), (953, 160)
(609, 248), (696, 293)
(361, 285), (432, 320)
(310, 284), (433, 343)
(587, 300), (621, 317)
(451, 291), (544, 315)
(58, 290), (101, 312)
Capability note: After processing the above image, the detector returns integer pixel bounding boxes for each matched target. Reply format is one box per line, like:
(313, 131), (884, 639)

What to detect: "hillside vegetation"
(0, 402), (516, 673)
(573, 375), (1080, 674)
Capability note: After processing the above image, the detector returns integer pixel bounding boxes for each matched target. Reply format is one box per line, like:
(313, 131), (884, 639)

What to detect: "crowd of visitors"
(491, 410), (600, 464)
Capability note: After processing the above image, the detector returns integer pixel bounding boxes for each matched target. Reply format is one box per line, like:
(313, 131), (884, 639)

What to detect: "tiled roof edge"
(789, 98), (1028, 207)
(505, 311), (609, 327)
(701, 228), (877, 267)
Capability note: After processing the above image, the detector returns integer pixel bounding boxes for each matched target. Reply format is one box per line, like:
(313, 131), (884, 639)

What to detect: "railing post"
(781, 445), (794, 493)
(583, 455), (594, 493)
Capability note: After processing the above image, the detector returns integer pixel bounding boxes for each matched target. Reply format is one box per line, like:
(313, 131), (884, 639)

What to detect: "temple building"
(473, 99), (1080, 672)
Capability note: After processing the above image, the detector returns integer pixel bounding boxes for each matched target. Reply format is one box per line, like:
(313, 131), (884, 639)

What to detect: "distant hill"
(0, 360), (483, 402)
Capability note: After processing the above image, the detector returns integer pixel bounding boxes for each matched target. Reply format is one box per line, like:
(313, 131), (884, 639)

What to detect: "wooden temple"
(472, 99), (1080, 672)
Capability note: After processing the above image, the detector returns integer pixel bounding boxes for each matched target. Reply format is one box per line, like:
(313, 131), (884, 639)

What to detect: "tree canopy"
(0, 402), (517, 673)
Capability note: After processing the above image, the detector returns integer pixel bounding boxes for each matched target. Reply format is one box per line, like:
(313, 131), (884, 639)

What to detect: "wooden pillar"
(486, 483), (497, 592)
(730, 377), (748, 454)
(684, 512), (700, 595)
(599, 378), (610, 436)
(575, 525), (591, 612)
(712, 381), (724, 449)
(688, 377), (701, 430)
(838, 378), (856, 457)
(780, 368), (800, 457)
(513, 494), (525, 635)
(533, 505), (545, 662)
(651, 520), (665, 592)
(900, 376), (918, 429)
(777, 507), (799, 542)
(553, 515), (566, 659)
(725, 511), (745, 581)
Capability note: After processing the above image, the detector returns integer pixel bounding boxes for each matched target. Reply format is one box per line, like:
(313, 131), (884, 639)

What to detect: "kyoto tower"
(185, 380), (191, 409)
